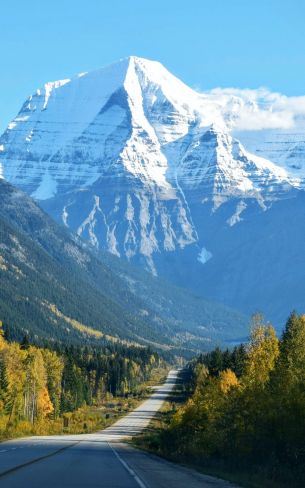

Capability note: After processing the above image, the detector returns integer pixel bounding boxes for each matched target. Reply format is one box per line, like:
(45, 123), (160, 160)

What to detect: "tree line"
(155, 313), (305, 487)
(0, 321), (162, 436)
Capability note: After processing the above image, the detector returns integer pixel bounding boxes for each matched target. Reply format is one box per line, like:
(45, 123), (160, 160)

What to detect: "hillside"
(0, 178), (248, 351)
(0, 56), (303, 326)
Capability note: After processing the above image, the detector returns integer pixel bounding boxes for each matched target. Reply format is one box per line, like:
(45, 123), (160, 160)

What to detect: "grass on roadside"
(0, 366), (170, 442)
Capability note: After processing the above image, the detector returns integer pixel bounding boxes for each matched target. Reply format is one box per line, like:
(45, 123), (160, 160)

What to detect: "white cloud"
(202, 87), (305, 131)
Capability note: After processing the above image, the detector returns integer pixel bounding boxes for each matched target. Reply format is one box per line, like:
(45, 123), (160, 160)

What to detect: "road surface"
(0, 370), (238, 487)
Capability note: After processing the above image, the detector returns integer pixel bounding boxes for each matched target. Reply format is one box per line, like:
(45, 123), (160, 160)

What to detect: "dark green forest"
(0, 321), (164, 438)
(143, 313), (305, 488)
(0, 177), (248, 355)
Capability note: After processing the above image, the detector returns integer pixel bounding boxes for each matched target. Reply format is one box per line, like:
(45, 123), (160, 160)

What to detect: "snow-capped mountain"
(1, 56), (304, 325)
(0, 177), (249, 350)
(234, 127), (305, 182)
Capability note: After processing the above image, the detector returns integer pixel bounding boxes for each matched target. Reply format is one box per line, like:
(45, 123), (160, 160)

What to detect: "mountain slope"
(0, 178), (248, 350)
(0, 56), (303, 326)
(0, 178), (163, 346)
(0, 57), (295, 274)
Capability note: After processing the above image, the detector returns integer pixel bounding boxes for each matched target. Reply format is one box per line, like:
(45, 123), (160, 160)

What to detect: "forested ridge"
(0, 177), (248, 353)
(0, 320), (164, 439)
(145, 313), (305, 488)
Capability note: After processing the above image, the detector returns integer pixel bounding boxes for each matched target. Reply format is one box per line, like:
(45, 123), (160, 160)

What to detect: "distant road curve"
(0, 369), (239, 487)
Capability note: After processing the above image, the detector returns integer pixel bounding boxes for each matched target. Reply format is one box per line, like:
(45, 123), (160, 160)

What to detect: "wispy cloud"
(203, 87), (305, 131)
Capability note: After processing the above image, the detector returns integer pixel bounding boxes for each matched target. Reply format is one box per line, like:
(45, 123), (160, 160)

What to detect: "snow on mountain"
(175, 124), (292, 208)
(234, 128), (305, 184)
(202, 86), (305, 183)
(2, 56), (295, 199)
(0, 56), (304, 323)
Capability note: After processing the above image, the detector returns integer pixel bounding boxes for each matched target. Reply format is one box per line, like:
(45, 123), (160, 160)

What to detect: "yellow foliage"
(37, 388), (54, 418)
(47, 303), (104, 338)
(45, 302), (140, 346)
(0, 321), (5, 350)
(243, 323), (279, 388)
(219, 369), (239, 394)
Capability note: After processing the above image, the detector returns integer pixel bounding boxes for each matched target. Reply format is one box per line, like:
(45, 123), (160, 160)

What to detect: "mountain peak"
(0, 57), (303, 328)
(68, 55), (172, 96)
(117, 54), (163, 68)
(0, 56), (296, 204)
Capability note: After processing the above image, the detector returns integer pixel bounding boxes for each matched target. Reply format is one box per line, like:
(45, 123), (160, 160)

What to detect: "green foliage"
(0, 177), (248, 355)
(153, 314), (305, 487)
(187, 343), (247, 385)
(0, 320), (163, 438)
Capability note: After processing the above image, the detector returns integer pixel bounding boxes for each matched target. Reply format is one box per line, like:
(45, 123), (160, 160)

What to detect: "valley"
(0, 42), (304, 488)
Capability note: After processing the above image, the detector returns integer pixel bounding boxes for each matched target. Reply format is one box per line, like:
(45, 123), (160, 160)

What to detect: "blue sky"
(1, 0), (305, 133)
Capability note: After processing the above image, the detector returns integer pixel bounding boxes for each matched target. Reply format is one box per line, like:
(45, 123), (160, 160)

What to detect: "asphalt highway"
(0, 370), (238, 487)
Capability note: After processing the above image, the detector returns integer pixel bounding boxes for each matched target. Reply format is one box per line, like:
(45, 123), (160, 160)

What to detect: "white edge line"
(108, 442), (148, 488)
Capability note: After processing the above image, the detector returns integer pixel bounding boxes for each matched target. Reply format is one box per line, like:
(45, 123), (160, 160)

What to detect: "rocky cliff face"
(0, 177), (249, 349)
(1, 56), (304, 325)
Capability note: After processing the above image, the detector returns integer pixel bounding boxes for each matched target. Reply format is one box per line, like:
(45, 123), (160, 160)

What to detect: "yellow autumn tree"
(219, 369), (239, 394)
(37, 388), (54, 419)
(1, 342), (25, 426)
(243, 318), (279, 389)
(42, 349), (64, 419)
(0, 322), (5, 351)
(23, 347), (54, 422)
